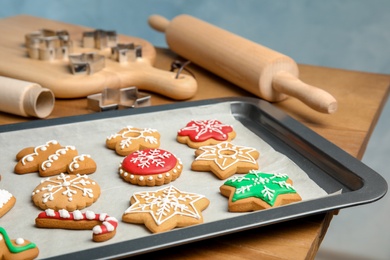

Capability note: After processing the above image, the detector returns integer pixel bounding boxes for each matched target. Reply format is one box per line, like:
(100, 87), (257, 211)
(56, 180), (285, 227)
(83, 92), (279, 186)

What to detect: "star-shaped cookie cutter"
(68, 52), (105, 75)
(111, 43), (142, 63)
(25, 29), (73, 60)
(87, 87), (151, 112)
(82, 29), (117, 49)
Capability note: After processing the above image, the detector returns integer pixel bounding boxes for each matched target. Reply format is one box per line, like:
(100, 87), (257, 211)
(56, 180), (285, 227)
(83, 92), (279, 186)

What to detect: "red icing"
(121, 149), (177, 175)
(178, 120), (233, 142)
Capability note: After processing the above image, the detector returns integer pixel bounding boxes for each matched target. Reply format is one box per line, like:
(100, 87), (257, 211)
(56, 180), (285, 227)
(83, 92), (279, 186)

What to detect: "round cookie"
(106, 126), (160, 156)
(177, 119), (236, 148)
(220, 171), (302, 212)
(31, 173), (101, 211)
(191, 141), (260, 180)
(119, 149), (182, 186)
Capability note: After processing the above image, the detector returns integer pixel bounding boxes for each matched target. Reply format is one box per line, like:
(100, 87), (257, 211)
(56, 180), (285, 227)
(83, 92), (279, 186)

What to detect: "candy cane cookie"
(35, 209), (118, 242)
(0, 227), (39, 260)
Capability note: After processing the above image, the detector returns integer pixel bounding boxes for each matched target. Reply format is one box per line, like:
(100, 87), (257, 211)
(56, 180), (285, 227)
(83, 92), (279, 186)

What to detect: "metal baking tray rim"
(0, 97), (387, 259)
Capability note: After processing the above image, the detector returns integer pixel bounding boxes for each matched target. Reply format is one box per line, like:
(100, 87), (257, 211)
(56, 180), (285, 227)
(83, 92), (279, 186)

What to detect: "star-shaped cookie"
(191, 141), (260, 179)
(220, 171), (302, 212)
(122, 186), (209, 233)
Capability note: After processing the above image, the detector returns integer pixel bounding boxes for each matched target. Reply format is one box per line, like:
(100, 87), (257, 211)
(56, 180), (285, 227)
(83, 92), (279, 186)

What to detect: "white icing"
(124, 186), (205, 225)
(195, 141), (258, 171)
(41, 146), (76, 171)
(103, 221), (115, 232)
(15, 238), (25, 245)
(129, 149), (171, 169)
(0, 189), (13, 208)
(86, 211), (96, 220)
(69, 154), (91, 172)
(45, 208), (55, 216)
(59, 209), (70, 218)
(99, 213), (107, 221)
(73, 210), (84, 220)
(107, 126), (159, 149)
(21, 140), (59, 165)
(92, 225), (102, 234)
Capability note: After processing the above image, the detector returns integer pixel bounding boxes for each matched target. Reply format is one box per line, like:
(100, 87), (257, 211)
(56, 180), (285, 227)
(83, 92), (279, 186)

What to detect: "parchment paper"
(0, 102), (327, 259)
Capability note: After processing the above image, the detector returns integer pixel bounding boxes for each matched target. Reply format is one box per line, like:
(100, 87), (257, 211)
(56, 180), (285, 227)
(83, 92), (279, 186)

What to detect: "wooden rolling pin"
(148, 14), (337, 114)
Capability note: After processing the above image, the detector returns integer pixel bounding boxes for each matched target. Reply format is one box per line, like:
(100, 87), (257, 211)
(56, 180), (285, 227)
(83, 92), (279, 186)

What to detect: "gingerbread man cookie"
(220, 171), (302, 212)
(14, 140), (97, 177)
(106, 126), (161, 156)
(191, 141), (260, 179)
(31, 173), (101, 211)
(122, 186), (209, 233)
(177, 119), (236, 148)
(119, 149), (182, 186)
(36, 209), (118, 242)
(0, 227), (39, 260)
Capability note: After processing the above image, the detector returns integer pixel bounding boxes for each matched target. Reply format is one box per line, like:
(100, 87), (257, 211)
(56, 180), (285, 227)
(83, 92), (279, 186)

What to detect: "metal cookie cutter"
(87, 87), (151, 112)
(83, 29), (117, 49)
(111, 43), (142, 63)
(25, 29), (72, 60)
(68, 52), (105, 75)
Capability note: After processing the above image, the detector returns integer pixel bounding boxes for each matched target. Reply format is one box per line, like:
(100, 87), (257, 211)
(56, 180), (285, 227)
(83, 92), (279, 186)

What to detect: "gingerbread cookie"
(35, 209), (118, 242)
(122, 186), (210, 233)
(177, 119), (236, 148)
(0, 227), (39, 260)
(0, 189), (15, 218)
(31, 173), (101, 211)
(220, 171), (302, 212)
(119, 149), (182, 186)
(191, 141), (259, 179)
(14, 140), (97, 177)
(14, 140), (63, 174)
(106, 126), (160, 156)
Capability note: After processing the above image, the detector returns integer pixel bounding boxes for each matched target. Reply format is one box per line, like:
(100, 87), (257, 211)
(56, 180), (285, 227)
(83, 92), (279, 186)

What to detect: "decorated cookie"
(177, 119), (236, 148)
(220, 171), (302, 212)
(35, 209), (118, 242)
(14, 140), (63, 174)
(0, 189), (15, 218)
(106, 126), (160, 156)
(14, 140), (97, 177)
(119, 149), (182, 186)
(191, 141), (260, 179)
(122, 185), (210, 233)
(31, 173), (101, 211)
(0, 227), (39, 260)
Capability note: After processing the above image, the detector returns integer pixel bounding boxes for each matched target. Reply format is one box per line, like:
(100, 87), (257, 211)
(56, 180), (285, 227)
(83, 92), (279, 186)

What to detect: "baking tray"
(0, 97), (387, 259)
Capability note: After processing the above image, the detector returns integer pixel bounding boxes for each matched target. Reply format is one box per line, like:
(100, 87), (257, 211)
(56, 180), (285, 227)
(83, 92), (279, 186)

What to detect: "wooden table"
(0, 16), (389, 260)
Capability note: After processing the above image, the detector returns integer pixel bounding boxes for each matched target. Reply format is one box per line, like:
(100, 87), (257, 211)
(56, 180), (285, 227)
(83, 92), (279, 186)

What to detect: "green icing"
(223, 171), (297, 206)
(0, 227), (36, 253)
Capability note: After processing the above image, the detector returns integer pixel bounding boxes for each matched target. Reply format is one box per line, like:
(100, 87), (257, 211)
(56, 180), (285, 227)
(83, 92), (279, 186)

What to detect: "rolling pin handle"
(272, 71), (338, 114)
(148, 15), (170, 33)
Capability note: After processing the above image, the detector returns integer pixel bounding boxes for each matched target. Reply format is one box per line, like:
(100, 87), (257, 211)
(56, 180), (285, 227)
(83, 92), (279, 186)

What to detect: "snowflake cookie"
(220, 171), (302, 212)
(14, 140), (97, 177)
(191, 141), (260, 179)
(119, 149), (182, 186)
(122, 185), (210, 233)
(177, 119), (236, 148)
(31, 173), (101, 211)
